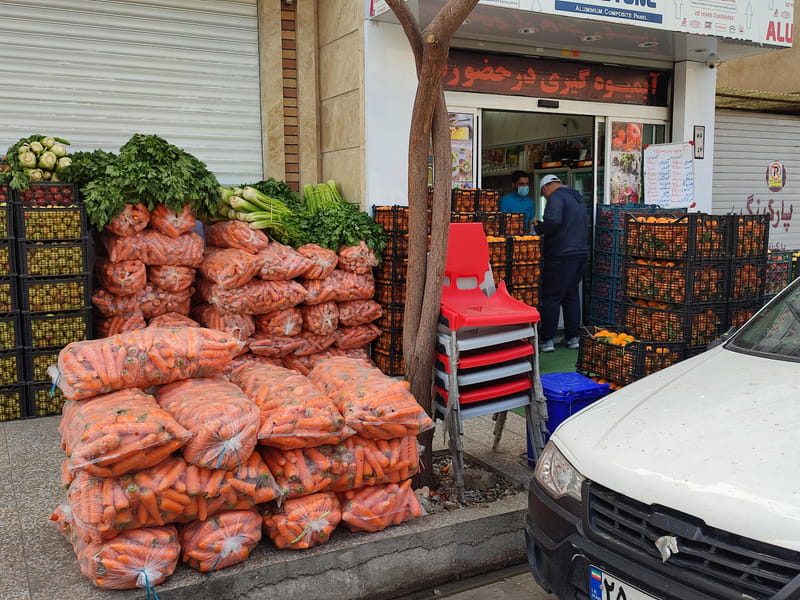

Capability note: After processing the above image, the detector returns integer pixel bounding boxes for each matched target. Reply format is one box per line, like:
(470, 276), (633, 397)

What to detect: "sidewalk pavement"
(0, 410), (537, 600)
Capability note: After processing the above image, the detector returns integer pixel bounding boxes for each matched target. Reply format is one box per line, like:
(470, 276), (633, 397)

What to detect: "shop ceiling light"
(519, 27), (538, 34)
(638, 41), (659, 48)
(583, 35), (602, 42)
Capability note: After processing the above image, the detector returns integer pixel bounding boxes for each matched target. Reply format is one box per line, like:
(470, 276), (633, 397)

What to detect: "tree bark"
(384, 0), (479, 488)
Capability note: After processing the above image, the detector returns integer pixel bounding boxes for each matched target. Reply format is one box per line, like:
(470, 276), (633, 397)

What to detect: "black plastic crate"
(19, 275), (91, 313)
(375, 304), (405, 331)
(374, 280), (407, 305)
(17, 240), (89, 276)
(372, 328), (403, 355)
(26, 381), (67, 418)
(486, 235), (509, 264)
(507, 260), (541, 288)
(24, 346), (62, 383)
(577, 326), (686, 386)
(370, 347), (405, 377)
(625, 213), (730, 260)
(507, 283), (540, 308)
(623, 300), (726, 348)
(765, 250), (794, 296)
(0, 277), (17, 312)
(477, 189), (501, 212)
(595, 203), (682, 229)
(587, 297), (623, 327)
(730, 258), (767, 301)
(593, 251), (625, 278)
(624, 258), (728, 304)
(729, 214), (769, 258)
(0, 241), (14, 276)
(594, 226), (624, 255)
(14, 182), (79, 207)
(372, 205), (409, 234)
(590, 274), (623, 303)
(382, 235), (409, 257)
(0, 187), (10, 237)
(14, 203), (88, 241)
(509, 235), (542, 262)
(726, 299), (765, 330)
(0, 384), (25, 421)
(0, 312), (20, 351)
(22, 309), (92, 348)
(0, 347), (23, 387)
(452, 188), (478, 212)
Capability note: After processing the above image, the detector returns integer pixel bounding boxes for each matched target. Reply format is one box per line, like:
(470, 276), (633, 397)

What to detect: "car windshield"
(727, 279), (800, 361)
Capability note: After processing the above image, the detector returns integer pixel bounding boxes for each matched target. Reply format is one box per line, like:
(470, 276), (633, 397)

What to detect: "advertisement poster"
(609, 121), (642, 204)
(450, 113), (475, 189)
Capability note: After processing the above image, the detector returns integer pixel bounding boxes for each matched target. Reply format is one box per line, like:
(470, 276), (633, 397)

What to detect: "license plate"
(589, 566), (659, 600)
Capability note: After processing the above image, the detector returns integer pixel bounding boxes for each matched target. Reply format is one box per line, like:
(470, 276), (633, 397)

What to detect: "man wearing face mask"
(499, 170), (535, 232)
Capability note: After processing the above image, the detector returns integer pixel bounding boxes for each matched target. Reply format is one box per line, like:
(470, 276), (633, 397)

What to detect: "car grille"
(586, 483), (800, 599)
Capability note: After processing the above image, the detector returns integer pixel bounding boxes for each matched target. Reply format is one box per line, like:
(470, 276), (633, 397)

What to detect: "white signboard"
(644, 142), (696, 208)
(370, 0), (794, 48)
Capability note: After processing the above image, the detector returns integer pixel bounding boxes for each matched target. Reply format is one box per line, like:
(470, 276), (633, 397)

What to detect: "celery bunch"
(217, 185), (300, 244)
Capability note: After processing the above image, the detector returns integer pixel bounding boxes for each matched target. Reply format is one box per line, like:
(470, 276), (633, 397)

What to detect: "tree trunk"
(385, 0), (479, 488)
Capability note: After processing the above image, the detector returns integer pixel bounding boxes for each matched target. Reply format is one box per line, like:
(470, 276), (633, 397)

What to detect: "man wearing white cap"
(533, 174), (589, 352)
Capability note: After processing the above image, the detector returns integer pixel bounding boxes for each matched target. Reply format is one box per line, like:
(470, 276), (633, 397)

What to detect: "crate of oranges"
(577, 326), (686, 386)
(625, 213), (729, 260)
(624, 258), (728, 304)
(623, 299), (725, 349)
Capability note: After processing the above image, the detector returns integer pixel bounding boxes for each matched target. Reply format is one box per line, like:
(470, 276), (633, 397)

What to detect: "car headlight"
(534, 441), (585, 501)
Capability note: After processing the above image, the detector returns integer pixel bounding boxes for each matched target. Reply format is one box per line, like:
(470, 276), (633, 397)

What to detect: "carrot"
(296, 244), (338, 279)
(178, 508), (263, 571)
(103, 203), (150, 237)
(301, 302), (339, 336)
(337, 241), (379, 274)
(262, 492), (341, 550)
(95, 258), (147, 296)
(339, 480), (423, 533)
(303, 270), (375, 304)
(197, 277), (307, 315)
(293, 331), (336, 356)
(200, 246), (263, 289)
(149, 204), (197, 237)
(147, 264), (197, 292)
(333, 323), (381, 350)
(148, 312), (200, 328)
(192, 303), (255, 344)
(206, 220), (270, 254)
(337, 299), (383, 327)
(102, 229), (205, 267)
(254, 308), (303, 337)
(56, 326), (241, 400)
(248, 331), (304, 358)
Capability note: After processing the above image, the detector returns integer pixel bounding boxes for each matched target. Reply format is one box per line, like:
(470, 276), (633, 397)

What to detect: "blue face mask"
(516, 186), (529, 197)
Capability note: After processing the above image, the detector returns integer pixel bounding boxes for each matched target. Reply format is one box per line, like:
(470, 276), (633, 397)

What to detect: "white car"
(525, 278), (800, 600)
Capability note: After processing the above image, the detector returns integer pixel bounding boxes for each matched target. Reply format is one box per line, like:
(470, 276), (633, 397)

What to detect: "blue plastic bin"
(526, 372), (610, 467)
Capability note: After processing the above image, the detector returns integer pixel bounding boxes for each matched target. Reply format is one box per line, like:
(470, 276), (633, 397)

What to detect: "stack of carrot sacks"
(91, 203), (204, 336)
(51, 327), (431, 592)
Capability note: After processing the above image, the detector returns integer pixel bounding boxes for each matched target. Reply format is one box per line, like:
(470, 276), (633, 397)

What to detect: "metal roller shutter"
(0, 0), (262, 185)
(712, 109), (800, 250)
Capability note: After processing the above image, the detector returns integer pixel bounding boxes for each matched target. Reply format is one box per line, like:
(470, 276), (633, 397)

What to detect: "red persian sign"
(444, 50), (670, 107)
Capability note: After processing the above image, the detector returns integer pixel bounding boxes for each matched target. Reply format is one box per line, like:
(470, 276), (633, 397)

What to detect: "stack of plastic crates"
(506, 235), (542, 307)
(14, 183), (92, 418)
(589, 204), (682, 327)
(726, 214), (769, 330)
(623, 212), (729, 354)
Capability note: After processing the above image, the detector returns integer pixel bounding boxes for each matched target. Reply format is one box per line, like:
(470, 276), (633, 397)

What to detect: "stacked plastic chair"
(433, 223), (547, 502)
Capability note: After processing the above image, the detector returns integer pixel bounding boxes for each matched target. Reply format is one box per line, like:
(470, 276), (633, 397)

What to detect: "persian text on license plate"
(589, 566), (660, 600)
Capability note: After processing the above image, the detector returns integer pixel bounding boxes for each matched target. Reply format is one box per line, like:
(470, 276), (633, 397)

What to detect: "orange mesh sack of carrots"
(206, 220), (270, 254)
(104, 203), (150, 237)
(303, 270), (375, 304)
(102, 230), (205, 267)
(228, 362), (352, 449)
(301, 301), (339, 336)
(333, 323), (381, 350)
(60, 389), (191, 478)
(337, 299), (383, 327)
(200, 247), (263, 289)
(147, 312), (200, 328)
(51, 504), (180, 591)
(308, 357), (433, 439)
(179, 509), (262, 572)
(92, 288), (140, 317)
(261, 435), (420, 497)
(292, 330), (336, 356)
(262, 492), (341, 550)
(149, 204), (197, 238)
(248, 331), (304, 358)
(338, 241), (379, 274)
(67, 452), (280, 540)
(95, 258), (147, 296)
(92, 285), (193, 319)
(282, 348), (372, 376)
(225, 352), (284, 376)
(155, 377), (260, 470)
(339, 480), (424, 533)
(256, 241), (313, 280)
(296, 243), (338, 279)
(197, 277), (307, 315)
(55, 326), (242, 400)
(96, 311), (147, 338)
(147, 264), (197, 292)
(253, 307), (302, 337)
(192, 303), (255, 345)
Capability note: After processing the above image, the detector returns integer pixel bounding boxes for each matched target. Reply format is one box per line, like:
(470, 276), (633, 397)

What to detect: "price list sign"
(643, 142), (695, 208)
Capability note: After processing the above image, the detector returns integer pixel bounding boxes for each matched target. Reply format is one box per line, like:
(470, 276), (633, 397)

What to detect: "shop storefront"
(366, 1), (793, 216)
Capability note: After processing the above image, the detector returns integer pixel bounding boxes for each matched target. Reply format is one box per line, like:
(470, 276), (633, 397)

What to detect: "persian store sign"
(443, 50), (670, 106)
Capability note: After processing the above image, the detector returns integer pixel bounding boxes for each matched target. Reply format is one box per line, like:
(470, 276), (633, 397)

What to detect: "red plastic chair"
(436, 223), (547, 502)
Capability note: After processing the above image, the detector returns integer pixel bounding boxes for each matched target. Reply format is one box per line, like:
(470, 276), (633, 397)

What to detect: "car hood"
(553, 345), (800, 551)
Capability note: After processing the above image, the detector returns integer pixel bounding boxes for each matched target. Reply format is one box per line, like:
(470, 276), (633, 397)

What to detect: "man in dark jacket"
(533, 174), (589, 352)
